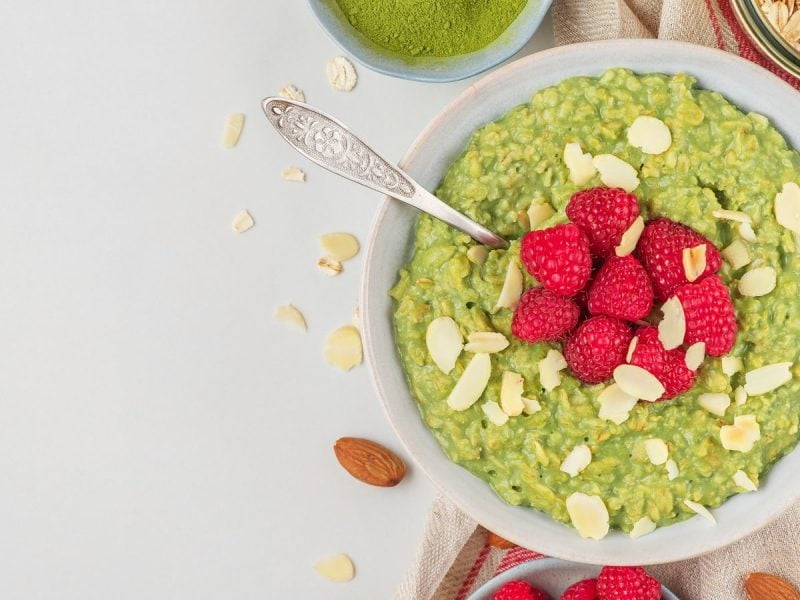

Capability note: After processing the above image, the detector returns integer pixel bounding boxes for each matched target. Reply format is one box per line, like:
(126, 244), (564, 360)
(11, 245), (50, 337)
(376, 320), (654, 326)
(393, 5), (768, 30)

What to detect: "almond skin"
(333, 437), (407, 487)
(486, 531), (515, 549)
(746, 573), (800, 600)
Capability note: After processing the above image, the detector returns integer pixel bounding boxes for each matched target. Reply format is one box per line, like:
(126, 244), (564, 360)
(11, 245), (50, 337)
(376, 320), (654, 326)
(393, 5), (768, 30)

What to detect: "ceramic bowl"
(306, 0), (553, 82)
(360, 39), (800, 565)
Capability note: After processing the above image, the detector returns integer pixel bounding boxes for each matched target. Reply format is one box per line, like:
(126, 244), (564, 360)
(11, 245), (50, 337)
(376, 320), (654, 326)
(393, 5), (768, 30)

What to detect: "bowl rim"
(360, 38), (800, 565)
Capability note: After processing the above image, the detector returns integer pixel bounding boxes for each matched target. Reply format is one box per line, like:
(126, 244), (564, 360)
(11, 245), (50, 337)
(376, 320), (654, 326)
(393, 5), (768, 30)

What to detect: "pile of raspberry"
(513, 187), (737, 400)
(493, 565), (661, 600)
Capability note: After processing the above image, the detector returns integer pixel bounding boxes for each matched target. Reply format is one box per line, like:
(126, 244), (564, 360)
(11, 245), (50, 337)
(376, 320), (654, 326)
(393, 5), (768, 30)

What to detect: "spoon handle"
(262, 97), (509, 249)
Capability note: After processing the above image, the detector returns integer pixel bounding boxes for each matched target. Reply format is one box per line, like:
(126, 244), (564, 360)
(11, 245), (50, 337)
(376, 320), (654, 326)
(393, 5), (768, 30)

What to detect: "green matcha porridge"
(389, 68), (800, 538)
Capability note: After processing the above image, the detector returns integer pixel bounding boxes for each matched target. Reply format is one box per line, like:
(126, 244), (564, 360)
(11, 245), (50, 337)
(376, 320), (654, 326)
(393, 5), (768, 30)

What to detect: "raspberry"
(493, 580), (551, 600)
(636, 217), (722, 301)
(512, 287), (581, 343)
(596, 566), (661, 600)
(587, 256), (654, 321)
(564, 316), (632, 384)
(660, 348), (697, 400)
(628, 326), (669, 378)
(560, 578), (598, 600)
(566, 187), (640, 257)
(673, 274), (738, 357)
(521, 224), (592, 297)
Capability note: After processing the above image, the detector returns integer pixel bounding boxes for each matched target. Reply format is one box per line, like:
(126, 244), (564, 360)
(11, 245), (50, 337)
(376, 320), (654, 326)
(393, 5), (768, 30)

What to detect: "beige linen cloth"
(396, 2), (800, 599)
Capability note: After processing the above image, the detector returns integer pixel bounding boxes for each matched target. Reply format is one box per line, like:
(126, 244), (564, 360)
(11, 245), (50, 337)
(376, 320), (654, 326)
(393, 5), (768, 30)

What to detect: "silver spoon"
(262, 97), (509, 249)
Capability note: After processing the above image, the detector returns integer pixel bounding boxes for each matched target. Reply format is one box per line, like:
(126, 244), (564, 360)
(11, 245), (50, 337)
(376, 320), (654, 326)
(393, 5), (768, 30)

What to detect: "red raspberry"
(520, 224), (592, 297)
(566, 187), (640, 257)
(561, 578), (598, 600)
(596, 566), (660, 600)
(587, 256), (654, 321)
(660, 348), (697, 400)
(512, 287), (581, 343)
(493, 580), (551, 600)
(636, 218), (722, 301)
(564, 316), (632, 384)
(628, 326), (669, 378)
(673, 274), (738, 357)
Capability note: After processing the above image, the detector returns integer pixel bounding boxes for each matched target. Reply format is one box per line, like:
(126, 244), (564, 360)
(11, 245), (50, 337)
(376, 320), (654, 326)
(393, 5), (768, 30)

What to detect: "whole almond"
(746, 573), (800, 600)
(487, 531), (515, 549)
(333, 437), (406, 487)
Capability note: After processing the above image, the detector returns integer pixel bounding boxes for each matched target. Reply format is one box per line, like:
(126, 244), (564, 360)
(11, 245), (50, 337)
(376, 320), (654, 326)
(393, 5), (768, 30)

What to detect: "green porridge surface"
(389, 68), (800, 534)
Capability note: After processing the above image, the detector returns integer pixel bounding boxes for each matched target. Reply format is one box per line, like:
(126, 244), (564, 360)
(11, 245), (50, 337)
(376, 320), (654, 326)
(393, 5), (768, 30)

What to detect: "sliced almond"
(500, 371), (525, 416)
(521, 397), (542, 415)
(314, 553), (355, 582)
(563, 142), (597, 185)
(232, 210), (254, 233)
(630, 517), (657, 539)
(447, 353), (491, 411)
(738, 266), (777, 297)
(326, 56), (357, 91)
(528, 202), (556, 230)
(598, 383), (639, 424)
(644, 438), (669, 465)
(733, 470), (758, 492)
(281, 167), (306, 182)
(734, 385), (748, 406)
(426, 317), (463, 374)
(627, 115), (672, 154)
(658, 296), (685, 350)
(665, 459), (679, 480)
(318, 257), (344, 276)
(685, 342), (706, 370)
(614, 364), (666, 402)
(698, 392), (731, 416)
(739, 222), (757, 242)
(320, 233), (360, 262)
(560, 445), (592, 477)
(626, 336), (639, 363)
(482, 400), (509, 426)
(464, 332), (510, 354)
(538, 349), (568, 392)
(274, 304), (307, 331)
(615, 216), (645, 257)
(722, 356), (744, 376)
(566, 492), (610, 540)
(592, 154), (640, 192)
(323, 325), (362, 371)
(684, 499), (716, 524)
(774, 181), (800, 234)
(279, 84), (305, 102)
(722, 239), (751, 269)
(720, 415), (761, 452)
(220, 112), (245, 148)
(495, 260), (523, 310)
(744, 362), (793, 395)
(467, 245), (489, 265)
(712, 209), (752, 224)
(682, 244), (707, 283)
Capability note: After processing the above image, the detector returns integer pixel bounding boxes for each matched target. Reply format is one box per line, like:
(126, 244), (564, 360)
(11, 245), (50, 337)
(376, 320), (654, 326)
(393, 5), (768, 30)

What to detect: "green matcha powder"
(334, 0), (528, 58)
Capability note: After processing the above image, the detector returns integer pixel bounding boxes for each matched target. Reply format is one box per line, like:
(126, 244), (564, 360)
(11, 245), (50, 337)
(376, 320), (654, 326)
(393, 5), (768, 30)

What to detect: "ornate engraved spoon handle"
(262, 97), (508, 249)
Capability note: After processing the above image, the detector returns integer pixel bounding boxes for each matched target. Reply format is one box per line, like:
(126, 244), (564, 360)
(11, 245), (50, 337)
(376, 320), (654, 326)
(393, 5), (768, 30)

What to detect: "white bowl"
(361, 39), (800, 565)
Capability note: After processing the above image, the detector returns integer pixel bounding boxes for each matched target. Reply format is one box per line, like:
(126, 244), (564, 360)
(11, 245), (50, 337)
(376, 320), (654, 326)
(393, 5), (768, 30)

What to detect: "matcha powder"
(334, 0), (528, 58)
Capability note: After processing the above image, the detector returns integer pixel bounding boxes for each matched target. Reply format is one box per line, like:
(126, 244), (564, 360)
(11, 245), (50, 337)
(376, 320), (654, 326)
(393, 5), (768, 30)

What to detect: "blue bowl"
(307, 0), (553, 82)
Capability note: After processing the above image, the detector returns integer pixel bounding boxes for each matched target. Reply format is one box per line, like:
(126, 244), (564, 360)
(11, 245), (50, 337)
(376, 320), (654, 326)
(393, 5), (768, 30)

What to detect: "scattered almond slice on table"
(281, 167), (306, 182)
(629, 517), (657, 539)
(615, 215), (645, 257)
(327, 56), (357, 91)
(495, 260), (523, 309)
(720, 415), (761, 452)
(682, 244), (707, 282)
(560, 445), (592, 477)
(722, 239), (751, 269)
(698, 392), (731, 416)
(538, 349), (568, 392)
(734, 469), (758, 492)
(774, 181), (800, 234)
(499, 371), (525, 416)
(324, 325), (362, 371)
(318, 256), (343, 276)
(563, 142), (597, 185)
(527, 202), (556, 230)
(627, 115), (672, 154)
(598, 383), (638, 425)
(220, 112), (244, 148)
(658, 296), (685, 350)
(278, 84), (305, 102)
(320, 232), (360, 262)
(685, 342), (706, 370)
(644, 438), (669, 465)
(464, 332), (509, 353)
(744, 362), (793, 395)
(739, 266), (777, 297)
(314, 553), (355, 582)
(684, 499), (716, 524)
(482, 400), (509, 426)
(592, 154), (640, 192)
(447, 352), (491, 410)
(231, 210), (254, 233)
(426, 316), (463, 374)
(745, 572), (800, 600)
(333, 437), (406, 487)
(566, 492), (609, 540)
(274, 304), (307, 331)
(614, 364), (665, 402)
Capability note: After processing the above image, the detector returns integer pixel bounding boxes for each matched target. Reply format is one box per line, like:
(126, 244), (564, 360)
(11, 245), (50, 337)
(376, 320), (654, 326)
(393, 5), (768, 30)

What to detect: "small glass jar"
(732, 0), (800, 78)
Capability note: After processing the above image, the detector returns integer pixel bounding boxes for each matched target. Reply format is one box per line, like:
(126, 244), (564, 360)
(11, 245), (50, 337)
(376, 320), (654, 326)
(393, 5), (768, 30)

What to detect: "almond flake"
(665, 459), (679, 480)
(563, 142), (597, 185)
(598, 383), (639, 424)
(734, 385), (748, 406)
(658, 296), (685, 350)
(327, 56), (357, 91)
(447, 353), (491, 410)
(738, 266), (777, 297)
(220, 112), (244, 148)
(615, 216), (645, 257)
(495, 260), (523, 310)
(614, 364), (665, 402)
(744, 362), (793, 395)
(684, 500), (716, 524)
(318, 256), (344, 276)
(313, 553), (355, 582)
(720, 415), (761, 452)
(733, 470), (758, 492)
(464, 332), (509, 354)
(274, 304), (307, 331)
(682, 244), (707, 283)
(323, 325), (362, 371)
(481, 400), (509, 426)
(698, 392), (731, 416)
(722, 239), (751, 270)
(560, 445), (592, 477)
(566, 492), (610, 540)
(685, 342), (706, 370)
(644, 438), (669, 465)
(521, 397), (542, 415)
(712, 209), (752, 224)
(281, 167), (306, 182)
(320, 232), (360, 262)
(538, 349), (568, 391)
(232, 210), (254, 233)
(630, 517), (657, 539)
(775, 181), (800, 234)
(739, 222), (757, 242)
(426, 317), (463, 374)
(626, 336), (639, 363)
(528, 202), (556, 230)
(592, 154), (640, 192)
(279, 84), (305, 102)
(627, 115), (672, 154)
(722, 356), (744, 376)
(467, 245), (489, 265)
(500, 371), (525, 416)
